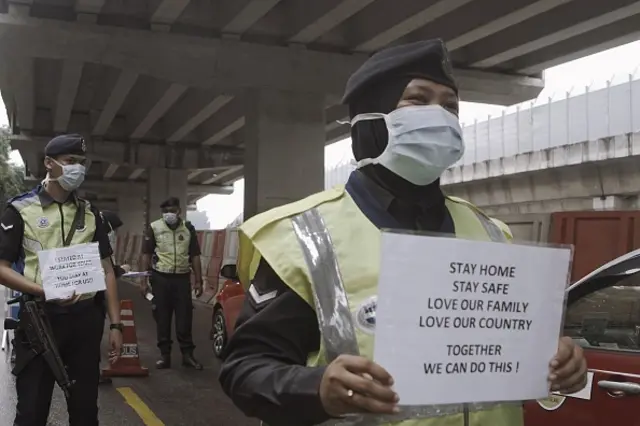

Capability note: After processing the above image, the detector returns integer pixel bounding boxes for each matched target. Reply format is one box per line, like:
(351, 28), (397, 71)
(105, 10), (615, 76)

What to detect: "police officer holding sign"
(141, 197), (203, 370)
(0, 134), (123, 426)
(219, 40), (587, 426)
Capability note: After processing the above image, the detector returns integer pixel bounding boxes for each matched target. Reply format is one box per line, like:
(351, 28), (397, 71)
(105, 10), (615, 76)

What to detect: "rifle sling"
(63, 200), (85, 247)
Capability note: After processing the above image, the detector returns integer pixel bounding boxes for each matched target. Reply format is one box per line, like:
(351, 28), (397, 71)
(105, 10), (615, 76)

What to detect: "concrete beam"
(187, 170), (204, 180)
(167, 95), (233, 143)
(455, 69), (544, 105)
(289, 0), (377, 44)
(202, 165), (243, 185)
(8, 0), (32, 17)
(151, 0), (192, 29)
(325, 104), (349, 132)
(0, 13), (540, 104)
(519, 30), (640, 74)
(131, 83), (187, 139)
(54, 60), (84, 133)
(103, 163), (118, 179)
(326, 125), (350, 145)
(10, 136), (244, 170)
(471, 1), (640, 68)
(75, 0), (105, 15)
(222, 0), (283, 35)
(447, 0), (573, 52)
(25, 178), (234, 196)
(203, 117), (245, 146)
(128, 168), (144, 180)
(92, 70), (138, 136)
(355, 0), (474, 52)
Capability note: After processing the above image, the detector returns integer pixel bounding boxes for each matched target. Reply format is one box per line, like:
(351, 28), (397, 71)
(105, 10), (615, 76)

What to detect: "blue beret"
(342, 39), (458, 104)
(44, 134), (87, 157)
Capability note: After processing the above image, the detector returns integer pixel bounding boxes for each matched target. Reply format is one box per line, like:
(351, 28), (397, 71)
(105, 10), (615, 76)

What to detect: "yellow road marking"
(117, 387), (165, 426)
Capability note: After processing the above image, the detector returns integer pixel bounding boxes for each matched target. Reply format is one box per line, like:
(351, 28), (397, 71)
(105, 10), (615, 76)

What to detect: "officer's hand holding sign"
(551, 337), (587, 394)
(53, 291), (82, 307)
(320, 355), (399, 416)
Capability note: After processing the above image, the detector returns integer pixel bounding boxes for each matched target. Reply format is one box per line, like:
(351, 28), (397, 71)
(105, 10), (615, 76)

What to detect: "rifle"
(8, 295), (75, 399)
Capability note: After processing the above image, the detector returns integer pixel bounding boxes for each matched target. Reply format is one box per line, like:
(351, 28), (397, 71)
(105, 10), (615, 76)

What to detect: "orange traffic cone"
(101, 300), (149, 377)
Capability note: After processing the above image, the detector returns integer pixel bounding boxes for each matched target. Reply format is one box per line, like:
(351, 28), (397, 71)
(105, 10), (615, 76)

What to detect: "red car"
(211, 264), (245, 358)
(212, 251), (640, 425)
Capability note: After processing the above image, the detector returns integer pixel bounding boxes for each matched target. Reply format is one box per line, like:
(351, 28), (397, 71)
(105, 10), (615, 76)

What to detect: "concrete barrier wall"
(493, 213), (551, 244)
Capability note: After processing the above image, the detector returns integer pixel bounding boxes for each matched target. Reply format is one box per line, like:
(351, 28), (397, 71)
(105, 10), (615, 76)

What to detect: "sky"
(4, 40), (640, 228)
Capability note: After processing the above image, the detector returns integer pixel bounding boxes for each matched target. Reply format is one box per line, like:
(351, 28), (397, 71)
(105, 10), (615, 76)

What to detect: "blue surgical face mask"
(350, 105), (464, 185)
(47, 159), (86, 191)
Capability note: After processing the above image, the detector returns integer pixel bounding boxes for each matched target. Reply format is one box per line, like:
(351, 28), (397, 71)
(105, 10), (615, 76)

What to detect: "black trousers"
(151, 271), (195, 356)
(13, 300), (105, 426)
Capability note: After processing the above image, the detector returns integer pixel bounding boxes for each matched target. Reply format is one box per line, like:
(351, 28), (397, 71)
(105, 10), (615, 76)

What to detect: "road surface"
(0, 280), (259, 425)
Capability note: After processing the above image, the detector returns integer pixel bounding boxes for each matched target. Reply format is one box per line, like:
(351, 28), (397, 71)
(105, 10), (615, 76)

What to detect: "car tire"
(212, 308), (227, 359)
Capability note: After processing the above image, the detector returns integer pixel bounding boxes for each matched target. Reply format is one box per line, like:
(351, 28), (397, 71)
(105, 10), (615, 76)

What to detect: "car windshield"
(564, 273), (640, 350)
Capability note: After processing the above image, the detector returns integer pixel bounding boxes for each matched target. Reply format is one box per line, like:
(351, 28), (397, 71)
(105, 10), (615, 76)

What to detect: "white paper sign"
(38, 242), (106, 300)
(373, 233), (571, 406)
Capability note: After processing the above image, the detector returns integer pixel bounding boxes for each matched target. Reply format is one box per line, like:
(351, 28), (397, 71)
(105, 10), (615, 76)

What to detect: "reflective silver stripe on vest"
(22, 237), (42, 254)
(472, 210), (507, 243)
(291, 208), (360, 361)
(291, 207), (520, 425)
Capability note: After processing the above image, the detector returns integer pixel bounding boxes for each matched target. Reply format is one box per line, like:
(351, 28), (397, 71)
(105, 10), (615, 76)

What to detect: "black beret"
(44, 134), (87, 158)
(342, 39), (458, 105)
(160, 197), (181, 209)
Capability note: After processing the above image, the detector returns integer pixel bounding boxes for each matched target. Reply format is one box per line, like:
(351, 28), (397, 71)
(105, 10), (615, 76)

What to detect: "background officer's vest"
(239, 186), (523, 426)
(11, 193), (97, 301)
(150, 219), (191, 274)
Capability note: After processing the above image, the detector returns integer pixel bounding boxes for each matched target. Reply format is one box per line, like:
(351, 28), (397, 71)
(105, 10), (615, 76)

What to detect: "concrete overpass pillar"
(117, 195), (146, 235)
(147, 168), (188, 224)
(243, 89), (325, 220)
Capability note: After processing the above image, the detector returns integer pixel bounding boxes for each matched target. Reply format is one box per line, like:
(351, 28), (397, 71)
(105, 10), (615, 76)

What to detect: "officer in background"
(219, 40), (588, 426)
(101, 210), (130, 278)
(141, 197), (203, 370)
(99, 210), (129, 385)
(0, 134), (123, 426)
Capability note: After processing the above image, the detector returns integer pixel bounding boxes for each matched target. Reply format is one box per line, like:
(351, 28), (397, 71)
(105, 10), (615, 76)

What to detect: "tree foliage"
(0, 126), (26, 207)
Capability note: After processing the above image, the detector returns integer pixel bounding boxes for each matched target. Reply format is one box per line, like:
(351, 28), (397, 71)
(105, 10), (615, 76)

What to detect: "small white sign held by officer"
(38, 242), (106, 300)
(373, 233), (572, 406)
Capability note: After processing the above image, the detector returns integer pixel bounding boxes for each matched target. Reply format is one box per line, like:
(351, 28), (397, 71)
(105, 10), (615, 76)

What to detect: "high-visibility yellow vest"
(150, 219), (191, 274)
(238, 185), (523, 426)
(491, 218), (513, 241)
(11, 192), (97, 301)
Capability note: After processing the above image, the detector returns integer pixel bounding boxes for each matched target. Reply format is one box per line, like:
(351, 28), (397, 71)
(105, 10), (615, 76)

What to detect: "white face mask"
(47, 159), (86, 191)
(163, 213), (179, 226)
(351, 105), (464, 185)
